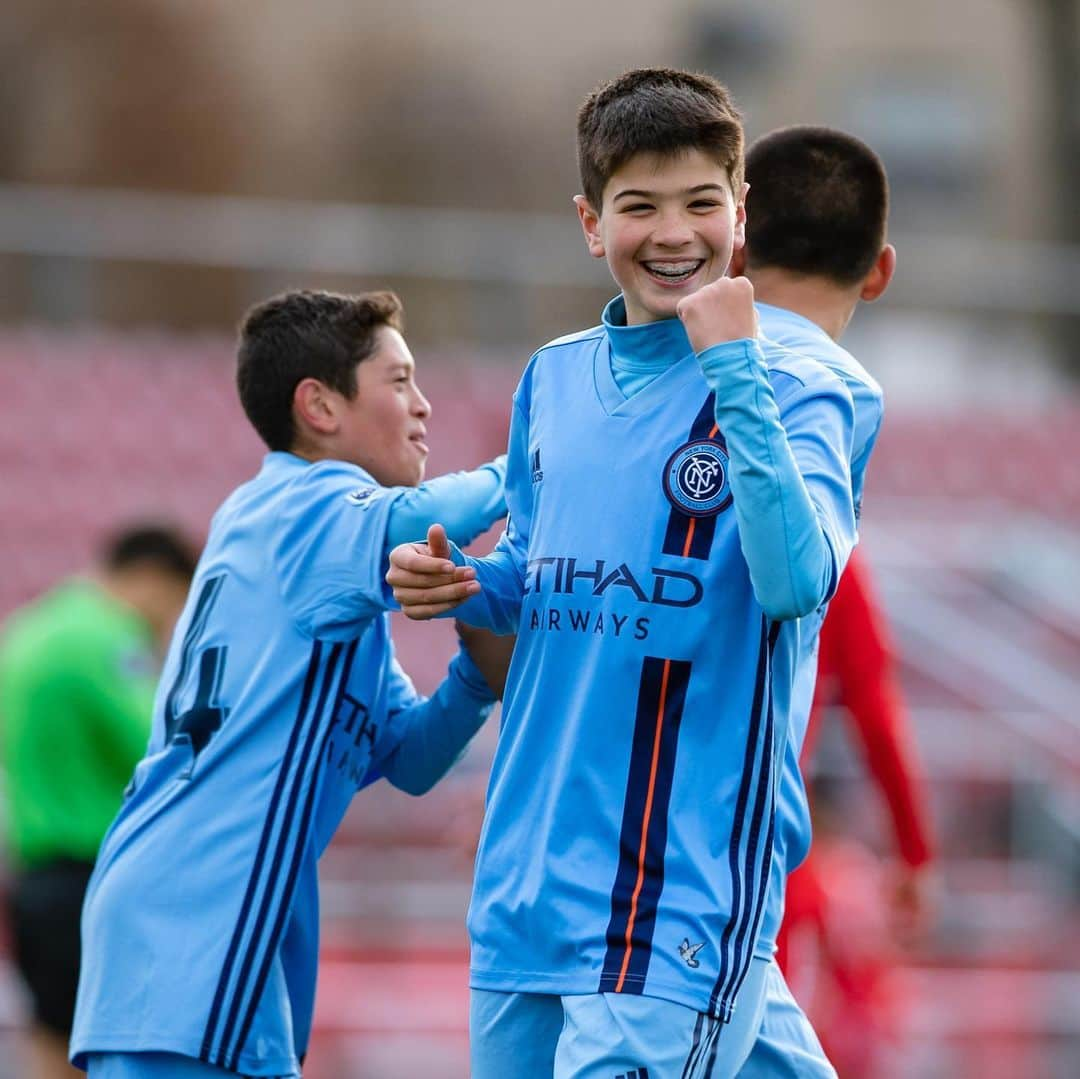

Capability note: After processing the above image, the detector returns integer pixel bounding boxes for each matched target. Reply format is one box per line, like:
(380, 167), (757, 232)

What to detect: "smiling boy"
(388, 70), (857, 1078)
(70, 290), (507, 1079)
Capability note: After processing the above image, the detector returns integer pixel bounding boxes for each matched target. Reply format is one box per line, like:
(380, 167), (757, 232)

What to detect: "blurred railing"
(2, 183), (1080, 314)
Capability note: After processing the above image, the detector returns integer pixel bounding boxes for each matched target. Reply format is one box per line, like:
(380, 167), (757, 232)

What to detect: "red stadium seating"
(0, 330), (1077, 1078)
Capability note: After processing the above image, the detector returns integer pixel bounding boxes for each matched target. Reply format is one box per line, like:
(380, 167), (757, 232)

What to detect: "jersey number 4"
(163, 575), (230, 758)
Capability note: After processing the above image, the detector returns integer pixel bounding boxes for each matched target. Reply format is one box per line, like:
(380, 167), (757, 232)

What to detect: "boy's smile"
(575, 148), (747, 326)
(335, 327), (432, 487)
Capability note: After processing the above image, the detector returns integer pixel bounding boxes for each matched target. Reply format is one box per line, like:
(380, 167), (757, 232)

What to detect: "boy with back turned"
(388, 70), (859, 1077)
(734, 127), (933, 1078)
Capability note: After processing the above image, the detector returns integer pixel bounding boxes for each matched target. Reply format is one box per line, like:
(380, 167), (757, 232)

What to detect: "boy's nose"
(652, 213), (694, 247)
(413, 388), (432, 418)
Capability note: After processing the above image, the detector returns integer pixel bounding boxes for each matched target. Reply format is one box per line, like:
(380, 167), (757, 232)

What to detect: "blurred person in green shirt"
(0, 524), (197, 1079)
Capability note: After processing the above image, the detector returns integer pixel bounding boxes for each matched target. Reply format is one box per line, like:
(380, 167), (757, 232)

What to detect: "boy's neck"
(287, 434), (332, 464)
(746, 267), (859, 342)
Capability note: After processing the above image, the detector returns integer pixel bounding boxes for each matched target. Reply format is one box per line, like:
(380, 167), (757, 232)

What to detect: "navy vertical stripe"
(726, 623), (783, 1006)
(662, 394), (727, 561)
(690, 393), (720, 442)
(201, 640), (325, 1061)
(201, 640), (328, 1062)
(213, 641), (346, 1068)
(226, 639), (361, 1070)
(201, 641), (335, 1064)
(702, 1020), (724, 1079)
(714, 630), (776, 1012)
(681, 1012), (708, 1078)
(687, 514), (718, 560)
(709, 617), (770, 1019)
(600, 657), (691, 995)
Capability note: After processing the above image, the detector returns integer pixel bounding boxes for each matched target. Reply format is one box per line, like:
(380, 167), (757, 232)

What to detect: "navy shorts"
(10, 857), (95, 1036)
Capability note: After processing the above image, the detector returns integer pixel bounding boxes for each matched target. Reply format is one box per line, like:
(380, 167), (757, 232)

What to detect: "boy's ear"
(574, 195), (606, 260)
(860, 243), (896, 303)
(731, 181), (749, 253)
(728, 246), (748, 278)
(293, 378), (339, 437)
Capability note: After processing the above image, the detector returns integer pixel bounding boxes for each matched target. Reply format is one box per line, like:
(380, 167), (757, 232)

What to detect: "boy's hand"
(890, 864), (938, 949)
(676, 276), (759, 354)
(386, 523), (480, 620)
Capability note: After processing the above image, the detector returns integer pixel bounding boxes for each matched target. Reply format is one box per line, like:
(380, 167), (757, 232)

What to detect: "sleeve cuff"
(452, 646), (497, 702)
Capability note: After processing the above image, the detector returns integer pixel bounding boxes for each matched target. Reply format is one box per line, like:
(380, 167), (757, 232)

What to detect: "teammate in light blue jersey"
(388, 71), (858, 1078)
(730, 127), (897, 1078)
(71, 290), (507, 1078)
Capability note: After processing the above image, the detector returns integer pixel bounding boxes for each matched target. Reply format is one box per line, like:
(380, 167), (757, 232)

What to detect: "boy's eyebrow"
(612, 183), (727, 201)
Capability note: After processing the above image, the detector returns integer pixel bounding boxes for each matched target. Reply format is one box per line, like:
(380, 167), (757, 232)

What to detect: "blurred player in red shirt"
(779, 547), (936, 1075)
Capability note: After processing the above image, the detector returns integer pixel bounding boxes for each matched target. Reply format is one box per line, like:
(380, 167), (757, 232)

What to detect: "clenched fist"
(676, 276), (759, 354)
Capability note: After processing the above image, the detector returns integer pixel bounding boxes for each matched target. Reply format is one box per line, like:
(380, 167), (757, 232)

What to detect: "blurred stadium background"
(0, 1), (1078, 1076)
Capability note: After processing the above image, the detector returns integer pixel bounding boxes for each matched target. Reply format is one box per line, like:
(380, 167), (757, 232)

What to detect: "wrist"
(483, 454), (508, 482)
(697, 338), (761, 388)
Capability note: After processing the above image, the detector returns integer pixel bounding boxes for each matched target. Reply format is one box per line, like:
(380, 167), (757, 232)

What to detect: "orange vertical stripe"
(679, 425), (718, 559)
(681, 519), (697, 559)
(614, 658), (672, 992)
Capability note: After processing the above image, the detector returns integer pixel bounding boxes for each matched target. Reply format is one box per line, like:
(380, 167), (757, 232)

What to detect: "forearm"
(702, 339), (837, 620)
(386, 457), (507, 550)
(853, 688), (935, 867)
(378, 649), (496, 795)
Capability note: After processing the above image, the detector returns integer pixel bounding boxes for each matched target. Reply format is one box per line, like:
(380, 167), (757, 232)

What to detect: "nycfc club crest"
(662, 439), (732, 517)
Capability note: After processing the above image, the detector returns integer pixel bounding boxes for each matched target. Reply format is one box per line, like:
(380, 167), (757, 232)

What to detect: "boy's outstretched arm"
(369, 626), (502, 795)
(384, 455), (507, 551)
(388, 391), (534, 630)
(678, 277), (856, 621)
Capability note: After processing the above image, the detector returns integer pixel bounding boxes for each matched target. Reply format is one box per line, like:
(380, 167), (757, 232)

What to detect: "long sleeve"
(371, 647), (496, 796)
(700, 338), (856, 621)
(385, 456), (507, 549)
(444, 394), (533, 634)
(273, 456), (504, 638)
(815, 551), (934, 868)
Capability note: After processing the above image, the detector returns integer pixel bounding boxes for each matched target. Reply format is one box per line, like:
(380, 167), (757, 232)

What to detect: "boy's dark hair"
(102, 524), (198, 581)
(577, 68), (744, 212)
(744, 126), (889, 286)
(236, 289), (405, 451)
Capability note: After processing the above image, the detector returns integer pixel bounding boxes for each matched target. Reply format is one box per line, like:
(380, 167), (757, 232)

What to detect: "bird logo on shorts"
(679, 938), (706, 968)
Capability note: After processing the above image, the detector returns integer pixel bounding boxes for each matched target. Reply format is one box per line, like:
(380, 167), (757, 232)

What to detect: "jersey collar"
(260, 451), (379, 488)
(595, 295), (701, 417)
(602, 295), (695, 368)
(754, 302), (829, 343)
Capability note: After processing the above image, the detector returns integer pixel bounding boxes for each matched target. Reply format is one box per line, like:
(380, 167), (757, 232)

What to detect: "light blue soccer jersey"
(753, 302), (884, 962)
(455, 297), (857, 1021)
(71, 452), (502, 1077)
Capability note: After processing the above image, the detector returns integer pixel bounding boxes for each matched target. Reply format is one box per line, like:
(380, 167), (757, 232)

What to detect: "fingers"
(676, 276), (758, 352)
(387, 564), (476, 589)
(388, 541), (456, 576)
(386, 533), (481, 619)
(427, 522), (451, 561)
(393, 578), (481, 620)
